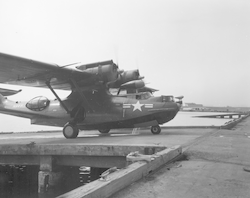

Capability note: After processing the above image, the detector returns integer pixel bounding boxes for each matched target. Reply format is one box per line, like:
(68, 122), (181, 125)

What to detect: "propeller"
(113, 47), (124, 82)
(106, 59), (123, 89)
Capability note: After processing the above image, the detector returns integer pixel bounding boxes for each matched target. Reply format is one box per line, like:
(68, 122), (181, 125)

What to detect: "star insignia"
(132, 101), (144, 111)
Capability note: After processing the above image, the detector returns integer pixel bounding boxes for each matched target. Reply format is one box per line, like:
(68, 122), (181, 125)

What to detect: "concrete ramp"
(57, 145), (182, 198)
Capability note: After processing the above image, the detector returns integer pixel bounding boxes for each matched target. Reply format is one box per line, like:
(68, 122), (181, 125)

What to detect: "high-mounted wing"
(0, 52), (88, 90)
(0, 52), (118, 90)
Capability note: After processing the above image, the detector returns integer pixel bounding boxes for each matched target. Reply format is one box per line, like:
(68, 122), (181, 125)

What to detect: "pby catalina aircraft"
(0, 52), (183, 138)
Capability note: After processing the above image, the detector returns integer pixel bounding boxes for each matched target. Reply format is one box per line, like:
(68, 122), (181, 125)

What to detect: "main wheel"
(151, 125), (161, 135)
(98, 129), (110, 134)
(63, 123), (79, 139)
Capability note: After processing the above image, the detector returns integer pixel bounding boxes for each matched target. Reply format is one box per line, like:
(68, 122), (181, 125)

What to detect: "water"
(164, 111), (235, 127)
(0, 165), (39, 198)
(0, 165), (108, 198)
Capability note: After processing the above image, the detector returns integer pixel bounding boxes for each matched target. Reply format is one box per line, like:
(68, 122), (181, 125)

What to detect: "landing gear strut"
(151, 125), (161, 135)
(63, 122), (79, 139)
(46, 79), (88, 139)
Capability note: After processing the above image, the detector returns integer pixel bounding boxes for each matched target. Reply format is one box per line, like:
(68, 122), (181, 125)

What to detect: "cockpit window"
(162, 96), (175, 102)
(141, 92), (152, 100)
(26, 96), (50, 111)
(135, 92), (152, 100)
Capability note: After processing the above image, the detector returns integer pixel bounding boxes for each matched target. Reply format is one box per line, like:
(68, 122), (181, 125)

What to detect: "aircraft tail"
(0, 87), (21, 105)
(0, 87), (21, 96)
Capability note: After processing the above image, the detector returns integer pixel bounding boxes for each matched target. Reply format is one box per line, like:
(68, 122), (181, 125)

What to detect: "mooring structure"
(0, 143), (181, 197)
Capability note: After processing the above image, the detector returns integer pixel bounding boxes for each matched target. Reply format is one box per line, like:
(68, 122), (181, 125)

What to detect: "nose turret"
(175, 96), (184, 109)
(162, 95), (175, 102)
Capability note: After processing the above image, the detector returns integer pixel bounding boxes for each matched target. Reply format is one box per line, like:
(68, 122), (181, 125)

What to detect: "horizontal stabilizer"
(0, 88), (22, 96)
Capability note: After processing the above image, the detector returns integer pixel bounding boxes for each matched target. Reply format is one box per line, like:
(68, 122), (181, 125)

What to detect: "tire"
(98, 129), (110, 134)
(151, 125), (161, 135)
(63, 123), (79, 138)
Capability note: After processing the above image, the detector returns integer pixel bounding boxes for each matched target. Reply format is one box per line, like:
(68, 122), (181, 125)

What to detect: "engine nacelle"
(76, 61), (119, 83)
(109, 69), (143, 88)
(87, 65), (118, 82)
(120, 69), (141, 84)
(120, 79), (145, 89)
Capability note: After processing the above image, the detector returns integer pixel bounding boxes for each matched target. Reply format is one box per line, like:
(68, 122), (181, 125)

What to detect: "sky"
(0, 0), (249, 131)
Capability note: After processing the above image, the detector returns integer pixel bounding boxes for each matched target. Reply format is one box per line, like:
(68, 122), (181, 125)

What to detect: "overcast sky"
(0, 0), (249, 131)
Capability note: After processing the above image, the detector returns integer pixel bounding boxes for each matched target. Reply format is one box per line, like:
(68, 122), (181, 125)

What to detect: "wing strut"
(45, 81), (71, 114)
(69, 79), (93, 112)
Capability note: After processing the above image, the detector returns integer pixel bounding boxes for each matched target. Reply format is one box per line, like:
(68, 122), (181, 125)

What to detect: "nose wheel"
(151, 125), (161, 135)
(63, 122), (79, 139)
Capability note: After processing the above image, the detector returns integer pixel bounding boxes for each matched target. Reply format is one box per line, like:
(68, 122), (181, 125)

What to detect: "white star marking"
(132, 101), (144, 111)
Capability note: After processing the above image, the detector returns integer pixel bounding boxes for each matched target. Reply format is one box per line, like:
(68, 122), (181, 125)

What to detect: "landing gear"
(151, 125), (161, 135)
(63, 123), (79, 139)
(98, 129), (110, 134)
(46, 80), (87, 139)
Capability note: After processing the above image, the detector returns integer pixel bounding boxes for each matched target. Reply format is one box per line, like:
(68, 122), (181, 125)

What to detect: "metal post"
(45, 81), (71, 114)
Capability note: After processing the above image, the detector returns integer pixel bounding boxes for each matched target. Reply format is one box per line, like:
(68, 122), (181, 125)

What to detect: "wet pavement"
(0, 127), (214, 147)
(111, 117), (250, 198)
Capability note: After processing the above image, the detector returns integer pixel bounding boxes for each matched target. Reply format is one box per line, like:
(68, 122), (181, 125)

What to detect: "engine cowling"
(120, 79), (145, 89)
(109, 69), (143, 88)
(86, 64), (118, 82)
(76, 61), (119, 83)
(87, 65), (118, 82)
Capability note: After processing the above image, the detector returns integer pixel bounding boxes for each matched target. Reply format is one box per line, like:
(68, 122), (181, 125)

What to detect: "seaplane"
(0, 52), (183, 138)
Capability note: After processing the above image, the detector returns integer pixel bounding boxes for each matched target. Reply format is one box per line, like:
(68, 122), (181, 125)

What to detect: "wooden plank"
(57, 145), (182, 198)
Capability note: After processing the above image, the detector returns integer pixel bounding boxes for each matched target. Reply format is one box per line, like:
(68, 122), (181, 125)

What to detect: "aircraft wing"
(0, 52), (94, 90)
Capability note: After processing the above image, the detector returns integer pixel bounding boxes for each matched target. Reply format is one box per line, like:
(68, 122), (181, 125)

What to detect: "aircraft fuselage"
(0, 93), (180, 130)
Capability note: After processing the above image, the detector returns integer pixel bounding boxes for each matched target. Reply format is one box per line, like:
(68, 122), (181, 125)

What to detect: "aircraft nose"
(176, 102), (181, 109)
(176, 101), (183, 109)
(175, 96), (183, 109)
